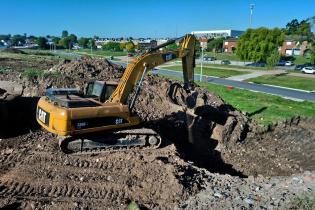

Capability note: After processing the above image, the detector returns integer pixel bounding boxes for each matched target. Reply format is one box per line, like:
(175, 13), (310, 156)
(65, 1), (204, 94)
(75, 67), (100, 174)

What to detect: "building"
(222, 38), (311, 56)
(279, 40), (311, 56)
(191, 29), (244, 39)
(223, 38), (238, 53)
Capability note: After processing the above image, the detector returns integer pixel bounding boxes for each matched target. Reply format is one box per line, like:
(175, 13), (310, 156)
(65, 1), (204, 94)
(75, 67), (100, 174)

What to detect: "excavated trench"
(0, 56), (315, 208)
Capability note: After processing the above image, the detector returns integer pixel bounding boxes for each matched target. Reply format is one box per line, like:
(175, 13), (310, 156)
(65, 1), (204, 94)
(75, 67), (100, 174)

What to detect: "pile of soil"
(50, 55), (123, 82)
(21, 56), (124, 96)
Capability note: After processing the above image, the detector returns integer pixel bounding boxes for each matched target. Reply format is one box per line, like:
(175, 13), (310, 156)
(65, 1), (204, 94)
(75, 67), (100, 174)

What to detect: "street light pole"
(200, 47), (204, 82)
(250, 4), (255, 28)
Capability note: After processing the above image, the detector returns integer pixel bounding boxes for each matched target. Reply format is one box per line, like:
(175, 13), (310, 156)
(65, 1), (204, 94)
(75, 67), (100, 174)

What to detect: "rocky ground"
(0, 53), (314, 209)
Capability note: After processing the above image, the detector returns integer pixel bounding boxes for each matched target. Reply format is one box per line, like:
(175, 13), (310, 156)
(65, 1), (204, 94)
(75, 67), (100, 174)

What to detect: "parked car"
(285, 61), (294, 66)
(221, 60), (231, 65)
(203, 56), (216, 61)
(294, 64), (312, 70)
(277, 60), (286, 66)
(246, 62), (266, 67)
(301, 66), (315, 74)
(127, 53), (134, 57)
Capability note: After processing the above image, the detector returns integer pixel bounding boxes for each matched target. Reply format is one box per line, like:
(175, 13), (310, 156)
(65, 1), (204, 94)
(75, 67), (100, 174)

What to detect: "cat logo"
(37, 108), (49, 125)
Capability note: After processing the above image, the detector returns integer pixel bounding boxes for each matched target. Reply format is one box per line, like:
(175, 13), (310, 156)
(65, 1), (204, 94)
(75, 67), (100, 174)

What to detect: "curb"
(259, 83), (312, 93)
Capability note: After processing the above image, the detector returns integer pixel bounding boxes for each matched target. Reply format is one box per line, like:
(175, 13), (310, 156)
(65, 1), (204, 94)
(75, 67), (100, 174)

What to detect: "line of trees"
(1, 30), (140, 52)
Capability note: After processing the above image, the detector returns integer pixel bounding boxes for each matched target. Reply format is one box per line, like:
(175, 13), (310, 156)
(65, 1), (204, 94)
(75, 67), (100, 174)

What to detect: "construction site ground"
(0, 50), (314, 209)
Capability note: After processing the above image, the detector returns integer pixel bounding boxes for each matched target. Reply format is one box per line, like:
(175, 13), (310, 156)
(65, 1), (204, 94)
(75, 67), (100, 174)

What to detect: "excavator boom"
(110, 34), (196, 104)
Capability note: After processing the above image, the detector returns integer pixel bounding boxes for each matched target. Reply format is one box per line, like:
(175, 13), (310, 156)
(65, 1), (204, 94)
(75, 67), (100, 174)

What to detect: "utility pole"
(200, 47), (204, 82)
(250, 4), (255, 28)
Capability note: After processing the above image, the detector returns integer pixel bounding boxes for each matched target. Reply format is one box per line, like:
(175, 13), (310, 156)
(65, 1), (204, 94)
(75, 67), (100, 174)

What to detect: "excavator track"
(58, 128), (162, 155)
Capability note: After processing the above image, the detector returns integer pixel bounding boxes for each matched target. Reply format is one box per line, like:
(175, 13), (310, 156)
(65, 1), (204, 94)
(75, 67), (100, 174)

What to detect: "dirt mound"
(2, 48), (26, 54)
(21, 56), (124, 96)
(51, 55), (123, 81)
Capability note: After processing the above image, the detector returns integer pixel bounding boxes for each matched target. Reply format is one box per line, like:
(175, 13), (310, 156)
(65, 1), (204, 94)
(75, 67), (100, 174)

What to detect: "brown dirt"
(0, 131), (205, 209)
(0, 55), (315, 209)
(221, 117), (315, 177)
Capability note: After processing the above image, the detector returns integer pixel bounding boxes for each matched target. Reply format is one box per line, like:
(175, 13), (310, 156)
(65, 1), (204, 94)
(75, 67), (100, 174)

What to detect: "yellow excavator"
(36, 34), (196, 154)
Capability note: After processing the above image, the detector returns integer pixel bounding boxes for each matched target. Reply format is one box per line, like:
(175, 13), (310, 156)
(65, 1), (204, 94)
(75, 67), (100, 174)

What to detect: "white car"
(285, 61), (294, 66)
(301, 66), (315, 74)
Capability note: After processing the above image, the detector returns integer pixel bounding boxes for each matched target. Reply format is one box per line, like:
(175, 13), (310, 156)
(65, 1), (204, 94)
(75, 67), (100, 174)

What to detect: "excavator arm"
(109, 34), (196, 105)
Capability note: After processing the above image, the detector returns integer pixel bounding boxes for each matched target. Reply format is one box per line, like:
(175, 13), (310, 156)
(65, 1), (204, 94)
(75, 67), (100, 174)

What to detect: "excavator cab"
(85, 81), (118, 103)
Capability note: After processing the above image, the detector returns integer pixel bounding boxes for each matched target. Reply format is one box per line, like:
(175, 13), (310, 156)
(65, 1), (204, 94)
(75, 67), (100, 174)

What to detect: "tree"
(102, 42), (121, 51)
(62, 30), (68, 38)
(52, 36), (61, 45)
(284, 18), (313, 40)
(236, 27), (284, 63)
(11, 34), (26, 46)
(87, 39), (96, 49)
(37, 37), (48, 49)
(266, 50), (281, 67)
(310, 46), (315, 65)
(78, 37), (90, 48)
(59, 38), (72, 49)
(0, 34), (11, 41)
(119, 42), (126, 51)
(125, 41), (135, 52)
(59, 34), (77, 49)
(207, 37), (224, 52)
(68, 34), (77, 43)
(285, 19), (300, 35)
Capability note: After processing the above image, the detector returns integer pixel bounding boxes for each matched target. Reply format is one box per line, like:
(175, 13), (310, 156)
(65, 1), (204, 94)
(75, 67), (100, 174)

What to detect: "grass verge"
(161, 74), (315, 126)
(204, 52), (241, 61)
(164, 66), (249, 78)
(247, 74), (315, 91)
(72, 49), (127, 57)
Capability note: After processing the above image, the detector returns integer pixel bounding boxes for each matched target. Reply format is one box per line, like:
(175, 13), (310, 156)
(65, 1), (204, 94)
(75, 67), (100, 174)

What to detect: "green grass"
(72, 49), (127, 57)
(204, 52), (241, 61)
(247, 74), (315, 91)
(161, 74), (315, 126)
(21, 49), (54, 56)
(164, 65), (249, 78)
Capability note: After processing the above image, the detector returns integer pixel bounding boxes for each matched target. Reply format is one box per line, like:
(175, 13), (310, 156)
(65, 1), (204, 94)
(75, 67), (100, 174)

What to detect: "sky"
(1, 0), (314, 38)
